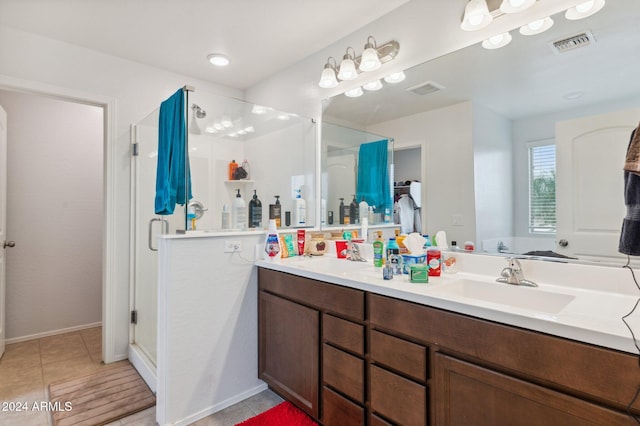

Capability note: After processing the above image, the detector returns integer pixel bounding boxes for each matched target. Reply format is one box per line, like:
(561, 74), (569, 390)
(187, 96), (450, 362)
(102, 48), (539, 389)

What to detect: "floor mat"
(48, 362), (155, 426)
(236, 401), (317, 426)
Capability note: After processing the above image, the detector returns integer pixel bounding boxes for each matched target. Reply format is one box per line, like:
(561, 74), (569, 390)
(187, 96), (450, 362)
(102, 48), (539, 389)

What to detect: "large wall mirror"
(322, 0), (640, 265)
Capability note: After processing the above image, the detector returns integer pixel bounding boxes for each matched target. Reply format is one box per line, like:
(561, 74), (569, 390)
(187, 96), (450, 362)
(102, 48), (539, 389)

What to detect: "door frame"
(0, 74), (118, 363)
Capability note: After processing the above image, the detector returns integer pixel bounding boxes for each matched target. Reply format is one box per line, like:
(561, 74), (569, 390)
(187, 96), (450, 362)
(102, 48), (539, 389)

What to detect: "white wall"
(0, 89), (103, 340)
(473, 102), (513, 246)
(368, 101), (476, 245)
(0, 24), (242, 360)
(394, 147), (421, 183)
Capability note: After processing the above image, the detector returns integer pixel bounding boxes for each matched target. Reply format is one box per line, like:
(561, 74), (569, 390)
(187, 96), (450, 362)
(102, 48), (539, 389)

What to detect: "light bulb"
(519, 16), (553, 35)
(461, 0), (493, 31)
(319, 67), (338, 89)
(565, 0), (605, 20)
(344, 87), (363, 98)
(338, 58), (358, 81)
(468, 14), (484, 26)
(509, 0), (525, 6)
(529, 19), (544, 30)
(359, 47), (382, 72)
(384, 71), (406, 84)
(490, 34), (504, 44)
(363, 80), (383, 91)
(482, 32), (512, 49)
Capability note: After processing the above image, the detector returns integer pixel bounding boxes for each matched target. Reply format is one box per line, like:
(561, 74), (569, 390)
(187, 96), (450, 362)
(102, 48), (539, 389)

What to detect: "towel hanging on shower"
(155, 88), (192, 215)
(356, 139), (390, 215)
(619, 125), (640, 255)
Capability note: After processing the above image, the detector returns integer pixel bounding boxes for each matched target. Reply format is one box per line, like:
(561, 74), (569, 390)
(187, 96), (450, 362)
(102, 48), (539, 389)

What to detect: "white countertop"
(256, 254), (640, 355)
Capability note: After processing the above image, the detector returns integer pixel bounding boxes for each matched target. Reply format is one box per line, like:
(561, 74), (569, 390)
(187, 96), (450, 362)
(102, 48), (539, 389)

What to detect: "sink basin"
(432, 279), (575, 314)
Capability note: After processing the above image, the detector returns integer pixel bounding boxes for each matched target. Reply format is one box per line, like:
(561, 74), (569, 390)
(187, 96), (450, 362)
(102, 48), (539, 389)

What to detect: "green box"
(409, 265), (429, 283)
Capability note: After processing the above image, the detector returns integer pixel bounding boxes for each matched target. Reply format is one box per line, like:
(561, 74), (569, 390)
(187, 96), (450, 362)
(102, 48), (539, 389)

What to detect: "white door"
(556, 108), (640, 261)
(0, 105), (7, 358)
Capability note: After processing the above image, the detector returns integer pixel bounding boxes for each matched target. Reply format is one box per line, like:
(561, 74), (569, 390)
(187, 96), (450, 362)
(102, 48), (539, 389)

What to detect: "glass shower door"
(132, 110), (183, 367)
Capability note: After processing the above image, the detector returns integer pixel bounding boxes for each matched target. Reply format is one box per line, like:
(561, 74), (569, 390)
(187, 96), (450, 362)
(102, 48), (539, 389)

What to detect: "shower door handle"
(3, 240), (15, 249)
(148, 217), (169, 251)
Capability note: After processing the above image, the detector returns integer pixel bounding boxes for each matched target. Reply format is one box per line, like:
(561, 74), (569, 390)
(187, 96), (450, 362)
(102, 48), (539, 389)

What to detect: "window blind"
(529, 144), (556, 233)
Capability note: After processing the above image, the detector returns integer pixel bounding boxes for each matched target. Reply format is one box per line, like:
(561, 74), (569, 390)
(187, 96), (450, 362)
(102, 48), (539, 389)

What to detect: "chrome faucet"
(496, 257), (537, 287)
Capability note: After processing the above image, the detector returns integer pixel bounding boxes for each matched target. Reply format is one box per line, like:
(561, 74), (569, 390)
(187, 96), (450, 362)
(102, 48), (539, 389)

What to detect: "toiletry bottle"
(368, 206), (374, 224)
(343, 198), (350, 225)
(339, 198), (345, 224)
(248, 190), (262, 228)
(359, 197), (369, 225)
(387, 237), (402, 275)
(264, 219), (280, 259)
(269, 196), (282, 228)
(231, 188), (247, 230)
(228, 160), (238, 180)
(373, 231), (384, 267)
(294, 189), (306, 226)
(350, 195), (359, 224)
(221, 204), (230, 230)
(187, 205), (196, 231)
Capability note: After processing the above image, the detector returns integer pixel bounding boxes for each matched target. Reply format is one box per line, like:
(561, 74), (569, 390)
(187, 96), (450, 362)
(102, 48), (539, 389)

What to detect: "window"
(528, 142), (556, 234)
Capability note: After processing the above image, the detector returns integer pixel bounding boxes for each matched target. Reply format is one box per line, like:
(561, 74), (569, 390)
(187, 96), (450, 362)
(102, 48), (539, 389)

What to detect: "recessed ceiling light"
(207, 53), (230, 67)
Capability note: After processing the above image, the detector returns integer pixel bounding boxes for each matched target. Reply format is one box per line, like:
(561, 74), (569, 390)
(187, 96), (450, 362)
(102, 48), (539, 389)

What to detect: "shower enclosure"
(130, 87), (316, 383)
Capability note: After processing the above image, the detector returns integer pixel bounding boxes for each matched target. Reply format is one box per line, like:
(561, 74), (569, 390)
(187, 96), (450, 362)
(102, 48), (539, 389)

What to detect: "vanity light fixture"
(318, 57), (339, 89)
(207, 53), (230, 67)
(565, 0), (605, 20)
(384, 71), (406, 84)
(318, 36), (400, 88)
(363, 79), (383, 91)
(337, 47), (358, 81)
(482, 32), (513, 49)
(499, 0), (535, 14)
(344, 87), (364, 98)
(519, 16), (553, 35)
(359, 36), (382, 72)
(251, 105), (271, 115)
(461, 0), (493, 31)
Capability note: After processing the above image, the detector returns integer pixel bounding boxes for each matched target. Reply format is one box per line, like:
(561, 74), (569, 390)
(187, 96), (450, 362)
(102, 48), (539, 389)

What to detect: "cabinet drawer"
(259, 268), (365, 320)
(323, 344), (364, 403)
(370, 414), (394, 426)
(370, 365), (426, 426)
(323, 314), (364, 356)
(370, 329), (427, 382)
(323, 386), (364, 426)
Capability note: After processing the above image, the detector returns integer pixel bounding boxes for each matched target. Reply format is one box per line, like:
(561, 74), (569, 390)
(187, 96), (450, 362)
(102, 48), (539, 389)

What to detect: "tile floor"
(0, 327), (282, 426)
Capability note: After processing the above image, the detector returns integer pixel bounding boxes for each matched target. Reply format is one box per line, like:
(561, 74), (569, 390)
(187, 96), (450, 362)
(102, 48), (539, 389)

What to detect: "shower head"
(191, 104), (206, 119)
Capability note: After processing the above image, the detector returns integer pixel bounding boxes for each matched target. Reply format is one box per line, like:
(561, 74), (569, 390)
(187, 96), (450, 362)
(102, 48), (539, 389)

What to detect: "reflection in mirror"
(322, 0), (640, 265)
(320, 122), (393, 228)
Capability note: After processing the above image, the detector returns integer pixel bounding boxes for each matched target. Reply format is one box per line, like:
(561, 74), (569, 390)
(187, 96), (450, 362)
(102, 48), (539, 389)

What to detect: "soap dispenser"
(231, 188), (247, 230)
(350, 195), (359, 224)
(248, 190), (262, 228)
(269, 195), (282, 228)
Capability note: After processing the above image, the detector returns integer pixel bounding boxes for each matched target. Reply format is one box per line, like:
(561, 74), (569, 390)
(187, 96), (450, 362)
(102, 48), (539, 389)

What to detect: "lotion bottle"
(359, 197), (369, 225)
(221, 204), (230, 230)
(231, 188), (247, 230)
(350, 195), (359, 224)
(294, 189), (306, 227)
(269, 196), (282, 228)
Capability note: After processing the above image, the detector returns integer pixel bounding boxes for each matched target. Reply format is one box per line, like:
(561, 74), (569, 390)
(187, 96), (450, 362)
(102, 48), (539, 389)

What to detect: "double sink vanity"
(256, 252), (640, 425)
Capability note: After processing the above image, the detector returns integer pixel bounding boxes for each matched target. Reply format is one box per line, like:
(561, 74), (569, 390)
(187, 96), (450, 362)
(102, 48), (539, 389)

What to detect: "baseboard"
(5, 322), (102, 344)
(128, 344), (157, 393)
(169, 383), (268, 426)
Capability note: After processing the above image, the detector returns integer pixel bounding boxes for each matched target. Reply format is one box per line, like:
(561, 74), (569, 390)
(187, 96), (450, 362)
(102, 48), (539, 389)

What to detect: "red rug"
(236, 401), (318, 426)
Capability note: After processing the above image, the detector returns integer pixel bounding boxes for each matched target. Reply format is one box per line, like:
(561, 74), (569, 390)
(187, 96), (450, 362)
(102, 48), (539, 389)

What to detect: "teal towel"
(155, 88), (192, 215)
(356, 139), (390, 214)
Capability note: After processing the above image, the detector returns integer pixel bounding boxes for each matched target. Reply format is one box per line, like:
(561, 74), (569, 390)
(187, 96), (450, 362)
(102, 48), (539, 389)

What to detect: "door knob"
(3, 240), (15, 248)
(558, 239), (569, 248)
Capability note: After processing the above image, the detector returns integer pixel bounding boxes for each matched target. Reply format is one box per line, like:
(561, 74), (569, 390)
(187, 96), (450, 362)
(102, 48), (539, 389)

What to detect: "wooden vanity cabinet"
(258, 268), (365, 424)
(259, 268), (640, 425)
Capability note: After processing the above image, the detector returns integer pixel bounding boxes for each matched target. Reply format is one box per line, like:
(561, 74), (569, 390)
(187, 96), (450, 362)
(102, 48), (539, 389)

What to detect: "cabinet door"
(435, 353), (634, 426)
(259, 291), (319, 418)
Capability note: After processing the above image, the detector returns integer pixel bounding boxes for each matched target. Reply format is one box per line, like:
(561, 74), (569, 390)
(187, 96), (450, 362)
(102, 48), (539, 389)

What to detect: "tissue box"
(402, 254), (426, 274)
(409, 265), (429, 283)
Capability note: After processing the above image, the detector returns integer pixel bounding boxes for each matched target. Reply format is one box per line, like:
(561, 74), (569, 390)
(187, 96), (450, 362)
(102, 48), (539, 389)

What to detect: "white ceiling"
(0, 0), (409, 90)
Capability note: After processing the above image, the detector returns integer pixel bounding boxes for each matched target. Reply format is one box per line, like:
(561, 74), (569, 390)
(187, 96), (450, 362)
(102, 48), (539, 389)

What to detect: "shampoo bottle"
(339, 198), (345, 224)
(269, 196), (282, 227)
(248, 190), (262, 228)
(221, 204), (230, 230)
(294, 189), (306, 226)
(231, 188), (247, 230)
(228, 160), (238, 180)
(373, 231), (384, 267)
(350, 195), (359, 224)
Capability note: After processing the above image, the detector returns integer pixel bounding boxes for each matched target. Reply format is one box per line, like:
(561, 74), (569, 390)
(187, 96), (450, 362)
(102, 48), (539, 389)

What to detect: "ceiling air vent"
(405, 81), (445, 96)
(550, 30), (596, 54)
